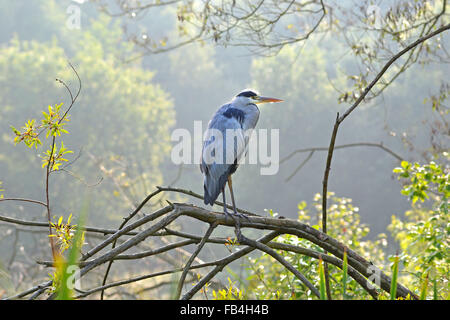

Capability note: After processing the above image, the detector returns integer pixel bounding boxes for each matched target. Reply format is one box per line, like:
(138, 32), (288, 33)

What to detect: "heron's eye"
(252, 96), (258, 100)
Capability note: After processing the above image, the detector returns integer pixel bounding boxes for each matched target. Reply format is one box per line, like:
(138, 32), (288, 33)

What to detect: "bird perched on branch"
(200, 89), (283, 218)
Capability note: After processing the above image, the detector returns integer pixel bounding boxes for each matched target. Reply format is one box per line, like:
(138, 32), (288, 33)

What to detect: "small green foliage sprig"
(10, 102), (73, 172)
(40, 141), (73, 171)
(393, 160), (449, 205)
(49, 214), (84, 254)
(390, 159), (449, 299)
(11, 102), (69, 148)
(41, 103), (70, 138)
(212, 278), (244, 300)
(10, 119), (41, 148)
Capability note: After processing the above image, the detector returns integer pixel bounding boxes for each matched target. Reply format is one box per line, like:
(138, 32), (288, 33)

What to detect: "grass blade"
(318, 257), (327, 300)
(419, 273), (429, 300)
(390, 255), (399, 300)
(55, 200), (88, 300)
(433, 278), (438, 300)
(342, 247), (348, 300)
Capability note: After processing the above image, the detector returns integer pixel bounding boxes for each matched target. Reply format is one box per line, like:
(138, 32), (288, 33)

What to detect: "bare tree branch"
(0, 198), (47, 208)
(281, 141), (405, 182)
(175, 221), (218, 299)
(0, 214), (138, 236)
(236, 227), (321, 298)
(319, 21), (450, 302)
(4, 197), (417, 300)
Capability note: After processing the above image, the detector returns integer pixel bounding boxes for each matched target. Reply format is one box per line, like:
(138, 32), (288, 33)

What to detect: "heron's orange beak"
(255, 96), (284, 104)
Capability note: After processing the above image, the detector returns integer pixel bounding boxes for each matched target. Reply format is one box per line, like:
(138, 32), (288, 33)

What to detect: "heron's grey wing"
(201, 109), (246, 205)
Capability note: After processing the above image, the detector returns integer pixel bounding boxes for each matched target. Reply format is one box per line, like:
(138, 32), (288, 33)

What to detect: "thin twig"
(182, 231), (280, 300)
(175, 222), (218, 299)
(0, 214), (139, 236)
(236, 228), (321, 298)
(99, 187), (164, 299)
(281, 141), (404, 181)
(0, 198), (47, 207)
(268, 242), (378, 299)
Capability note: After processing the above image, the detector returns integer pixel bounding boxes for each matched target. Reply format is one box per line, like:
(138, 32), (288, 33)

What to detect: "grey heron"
(200, 89), (283, 218)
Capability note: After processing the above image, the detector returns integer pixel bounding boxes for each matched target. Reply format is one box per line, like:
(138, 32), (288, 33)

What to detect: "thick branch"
(6, 199), (416, 300)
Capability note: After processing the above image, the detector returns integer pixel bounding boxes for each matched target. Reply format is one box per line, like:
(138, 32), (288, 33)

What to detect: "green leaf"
(400, 161), (410, 169)
(10, 125), (20, 136)
(390, 255), (399, 300)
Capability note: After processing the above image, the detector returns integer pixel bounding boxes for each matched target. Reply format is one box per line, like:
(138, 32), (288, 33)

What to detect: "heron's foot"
(231, 210), (250, 221)
(223, 208), (249, 222)
(223, 207), (231, 220)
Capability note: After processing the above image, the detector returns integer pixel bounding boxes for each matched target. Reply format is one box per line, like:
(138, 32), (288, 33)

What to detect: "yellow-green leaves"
(11, 102), (73, 174)
(393, 160), (449, 204)
(54, 202), (88, 300)
(224, 236), (238, 253)
(42, 103), (69, 138)
(11, 119), (41, 148)
(40, 141), (73, 171)
(212, 278), (244, 300)
(11, 103), (70, 149)
(388, 158), (449, 300)
(49, 213), (81, 254)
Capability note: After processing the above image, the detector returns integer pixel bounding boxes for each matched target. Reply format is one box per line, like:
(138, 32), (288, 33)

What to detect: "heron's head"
(234, 89), (283, 106)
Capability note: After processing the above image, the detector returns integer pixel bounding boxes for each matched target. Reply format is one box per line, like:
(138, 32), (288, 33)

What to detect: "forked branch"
(4, 187), (417, 300)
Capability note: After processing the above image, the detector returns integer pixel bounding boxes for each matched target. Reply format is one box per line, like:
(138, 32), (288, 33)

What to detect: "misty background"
(0, 0), (448, 298)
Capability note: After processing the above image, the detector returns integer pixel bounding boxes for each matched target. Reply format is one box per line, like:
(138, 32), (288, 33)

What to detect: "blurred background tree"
(0, 0), (448, 299)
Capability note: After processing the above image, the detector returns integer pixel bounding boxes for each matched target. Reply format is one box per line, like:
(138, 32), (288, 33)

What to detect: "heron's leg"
(227, 176), (248, 219)
(222, 187), (230, 218)
(227, 176), (237, 214)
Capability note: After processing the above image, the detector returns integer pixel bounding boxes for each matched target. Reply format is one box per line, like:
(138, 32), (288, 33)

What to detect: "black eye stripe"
(236, 90), (257, 97)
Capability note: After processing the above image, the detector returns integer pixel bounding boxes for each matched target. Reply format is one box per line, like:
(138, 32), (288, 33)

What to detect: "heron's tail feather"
(203, 173), (228, 206)
(203, 185), (214, 205)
